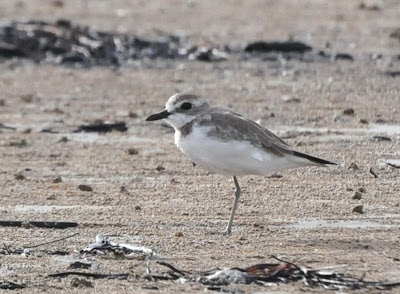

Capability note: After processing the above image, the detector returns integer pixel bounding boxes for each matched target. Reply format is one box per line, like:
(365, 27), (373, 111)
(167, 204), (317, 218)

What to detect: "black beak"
(145, 110), (171, 121)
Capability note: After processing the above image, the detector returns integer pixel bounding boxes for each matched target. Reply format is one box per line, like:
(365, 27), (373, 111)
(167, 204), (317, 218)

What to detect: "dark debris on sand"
(0, 20), (375, 67)
(0, 20), (222, 66)
(150, 256), (400, 291)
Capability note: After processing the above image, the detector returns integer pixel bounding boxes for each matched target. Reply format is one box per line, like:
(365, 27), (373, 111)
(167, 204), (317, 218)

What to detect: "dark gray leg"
(224, 176), (241, 235)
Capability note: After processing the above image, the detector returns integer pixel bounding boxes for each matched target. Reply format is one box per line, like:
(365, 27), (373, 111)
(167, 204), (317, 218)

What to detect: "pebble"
(127, 148), (138, 155)
(156, 165), (165, 171)
(353, 191), (362, 200)
(348, 163), (359, 170)
(70, 278), (93, 288)
(78, 184), (93, 192)
(352, 205), (364, 214)
(343, 108), (355, 116)
(52, 176), (62, 183)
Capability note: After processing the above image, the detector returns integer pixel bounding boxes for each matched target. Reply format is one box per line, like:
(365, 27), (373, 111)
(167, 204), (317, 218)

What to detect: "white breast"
(174, 126), (305, 176)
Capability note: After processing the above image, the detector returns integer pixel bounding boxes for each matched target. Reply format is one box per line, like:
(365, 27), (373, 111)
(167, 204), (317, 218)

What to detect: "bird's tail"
(292, 151), (337, 166)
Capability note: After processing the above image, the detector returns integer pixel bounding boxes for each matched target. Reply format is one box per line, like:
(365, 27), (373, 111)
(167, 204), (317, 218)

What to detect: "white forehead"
(165, 93), (202, 112)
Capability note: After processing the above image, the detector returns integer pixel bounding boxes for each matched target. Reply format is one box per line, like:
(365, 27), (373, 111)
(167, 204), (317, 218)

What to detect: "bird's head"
(146, 93), (210, 130)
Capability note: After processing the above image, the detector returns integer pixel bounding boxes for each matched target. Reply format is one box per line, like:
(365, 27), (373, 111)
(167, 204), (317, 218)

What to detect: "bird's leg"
(224, 176), (241, 235)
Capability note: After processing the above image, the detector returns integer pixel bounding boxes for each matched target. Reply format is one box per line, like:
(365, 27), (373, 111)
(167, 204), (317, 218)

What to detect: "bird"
(146, 93), (336, 234)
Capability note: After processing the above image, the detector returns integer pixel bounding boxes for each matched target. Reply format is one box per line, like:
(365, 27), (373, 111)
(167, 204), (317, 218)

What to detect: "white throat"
(164, 113), (196, 130)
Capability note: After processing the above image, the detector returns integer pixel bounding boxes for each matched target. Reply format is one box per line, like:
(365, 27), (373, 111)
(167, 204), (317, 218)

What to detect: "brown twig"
(48, 272), (129, 279)
(24, 232), (79, 249)
(157, 261), (187, 276)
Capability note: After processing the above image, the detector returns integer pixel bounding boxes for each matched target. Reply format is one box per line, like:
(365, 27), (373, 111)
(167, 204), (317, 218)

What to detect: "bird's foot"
(223, 227), (232, 236)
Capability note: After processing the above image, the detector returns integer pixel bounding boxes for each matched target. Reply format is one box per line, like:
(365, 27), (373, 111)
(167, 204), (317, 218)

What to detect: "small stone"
(78, 184), (93, 192)
(334, 53), (354, 61)
(127, 148), (138, 155)
(135, 205), (141, 211)
(69, 261), (91, 269)
(352, 205), (364, 214)
(353, 191), (362, 200)
(9, 139), (27, 147)
(155, 165), (165, 171)
(47, 195), (56, 200)
(14, 173), (25, 180)
(59, 136), (68, 143)
(359, 0), (382, 10)
(128, 111), (138, 118)
(20, 94), (34, 103)
(360, 119), (369, 124)
(52, 176), (62, 183)
(52, 0), (64, 8)
(375, 118), (386, 124)
(348, 163), (359, 170)
(358, 187), (366, 193)
(343, 108), (355, 116)
(282, 95), (301, 103)
(70, 278), (93, 288)
(175, 232), (184, 237)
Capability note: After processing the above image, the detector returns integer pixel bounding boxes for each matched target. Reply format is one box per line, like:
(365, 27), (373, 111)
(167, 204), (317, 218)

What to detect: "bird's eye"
(181, 102), (192, 110)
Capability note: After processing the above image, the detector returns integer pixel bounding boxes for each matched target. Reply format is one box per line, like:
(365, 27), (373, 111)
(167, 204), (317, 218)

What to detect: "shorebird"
(146, 93), (336, 234)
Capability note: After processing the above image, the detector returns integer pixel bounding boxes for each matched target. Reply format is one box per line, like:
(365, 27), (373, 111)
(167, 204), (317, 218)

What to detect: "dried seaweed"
(48, 272), (129, 280)
(0, 281), (26, 290)
(0, 220), (77, 229)
(152, 256), (400, 291)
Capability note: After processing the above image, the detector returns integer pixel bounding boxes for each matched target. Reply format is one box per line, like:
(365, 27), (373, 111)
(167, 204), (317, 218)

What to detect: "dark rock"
(53, 176), (62, 183)
(244, 41), (312, 53)
(0, 20), (182, 66)
(334, 53), (354, 61)
(384, 71), (400, 77)
(14, 173), (25, 180)
(41, 128), (59, 133)
(128, 111), (138, 118)
(390, 28), (400, 41)
(343, 108), (355, 115)
(70, 278), (93, 288)
(75, 121), (127, 133)
(352, 205), (364, 214)
(353, 191), (362, 200)
(69, 262), (91, 269)
(155, 165), (165, 171)
(359, 1), (381, 10)
(78, 184), (93, 192)
(348, 163), (359, 170)
(127, 148), (138, 155)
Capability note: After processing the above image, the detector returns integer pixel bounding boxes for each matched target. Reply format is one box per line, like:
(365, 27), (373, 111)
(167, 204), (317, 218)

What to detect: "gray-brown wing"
(196, 111), (294, 157)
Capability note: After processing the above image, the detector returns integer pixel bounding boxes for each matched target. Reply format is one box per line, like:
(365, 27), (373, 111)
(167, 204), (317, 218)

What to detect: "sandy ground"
(0, 0), (400, 293)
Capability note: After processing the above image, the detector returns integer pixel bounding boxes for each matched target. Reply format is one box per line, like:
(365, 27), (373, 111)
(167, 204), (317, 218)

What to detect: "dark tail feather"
(293, 151), (337, 165)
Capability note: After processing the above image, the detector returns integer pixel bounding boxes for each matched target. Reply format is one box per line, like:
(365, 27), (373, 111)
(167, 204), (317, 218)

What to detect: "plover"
(146, 93), (336, 234)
